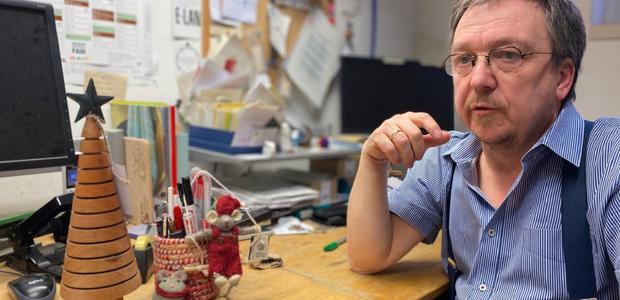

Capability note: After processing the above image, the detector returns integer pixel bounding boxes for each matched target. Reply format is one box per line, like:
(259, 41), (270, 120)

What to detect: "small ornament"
(67, 79), (113, 123)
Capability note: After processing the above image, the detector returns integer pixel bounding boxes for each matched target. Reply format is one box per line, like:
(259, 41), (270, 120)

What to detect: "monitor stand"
(1, 193), (73, 280)
(3, 242), (65, 278)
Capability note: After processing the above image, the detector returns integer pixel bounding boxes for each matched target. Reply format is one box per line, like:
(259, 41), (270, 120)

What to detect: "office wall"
(0, 1), (181, 217)
(574, 0), (620, 119)
(286, 0), (418, 135)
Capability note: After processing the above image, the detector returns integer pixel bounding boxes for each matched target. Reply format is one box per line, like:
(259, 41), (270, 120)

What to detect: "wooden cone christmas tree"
(61, 81), (141, 300)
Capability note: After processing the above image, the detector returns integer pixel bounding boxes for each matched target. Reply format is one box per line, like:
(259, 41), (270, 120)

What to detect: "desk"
(1, 227), (447, 299)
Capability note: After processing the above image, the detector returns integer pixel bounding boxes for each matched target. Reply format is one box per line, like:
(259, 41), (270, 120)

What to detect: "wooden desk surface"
(1, 227), (447, 300)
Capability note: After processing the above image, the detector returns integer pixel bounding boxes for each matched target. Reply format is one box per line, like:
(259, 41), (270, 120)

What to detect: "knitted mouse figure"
(206, 195), (243, 278)
(185, 195), (259, 299)
(154, 269), (187, 300)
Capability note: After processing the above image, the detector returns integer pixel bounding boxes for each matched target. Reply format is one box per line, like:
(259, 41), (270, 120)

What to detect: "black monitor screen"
(340, 56), (454, 134)
(0, 0), (75, 171)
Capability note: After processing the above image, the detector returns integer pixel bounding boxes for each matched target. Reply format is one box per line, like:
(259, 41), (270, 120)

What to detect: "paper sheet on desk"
(285, 9), (343, 108)
(272, 216), (314, 235)
(231, 84), (285, 146)
(220, 177), (319, 210)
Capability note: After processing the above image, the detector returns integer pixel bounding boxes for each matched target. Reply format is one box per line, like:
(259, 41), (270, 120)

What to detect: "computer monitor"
(340, 56), (454, 134)
(0, 0), (75, 225)
(0, 0), (75, 174)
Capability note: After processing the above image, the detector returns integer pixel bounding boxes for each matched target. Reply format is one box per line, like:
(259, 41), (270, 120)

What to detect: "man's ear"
(207, 211), (219, 224)
(231, 209), (242, 221)
(556, 57), (576, 101)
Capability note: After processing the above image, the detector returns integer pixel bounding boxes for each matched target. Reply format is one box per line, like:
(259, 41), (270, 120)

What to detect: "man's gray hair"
(450, 0), (586, 102)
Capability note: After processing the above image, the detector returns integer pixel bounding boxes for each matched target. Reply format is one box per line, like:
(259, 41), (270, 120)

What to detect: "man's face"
(452, 0), (565, 148)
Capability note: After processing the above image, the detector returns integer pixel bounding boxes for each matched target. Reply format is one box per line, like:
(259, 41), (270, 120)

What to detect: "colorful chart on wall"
(40, 0), (154, 86)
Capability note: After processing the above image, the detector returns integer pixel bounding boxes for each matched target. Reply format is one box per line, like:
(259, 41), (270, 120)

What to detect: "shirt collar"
(442, 102), (584, 167)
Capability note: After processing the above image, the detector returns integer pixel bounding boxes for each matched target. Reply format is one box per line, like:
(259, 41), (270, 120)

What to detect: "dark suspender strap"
(444, 163), (458, 300)
(562, 120), (596, 299)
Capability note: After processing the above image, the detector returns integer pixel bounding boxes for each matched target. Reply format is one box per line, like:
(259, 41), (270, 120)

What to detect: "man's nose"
(469, 59), (497, 92)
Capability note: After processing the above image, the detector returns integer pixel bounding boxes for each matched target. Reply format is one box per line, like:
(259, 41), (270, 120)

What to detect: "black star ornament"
(67, 79), (114, 123)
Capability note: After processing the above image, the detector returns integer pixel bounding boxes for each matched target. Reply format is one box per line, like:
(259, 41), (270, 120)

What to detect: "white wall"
(574, 0), (620, 119)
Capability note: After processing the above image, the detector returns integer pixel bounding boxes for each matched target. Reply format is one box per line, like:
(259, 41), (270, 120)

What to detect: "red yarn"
(207, 195), (243, 278)
(208, 225), (242, 278)
(215, 195), (240, 216)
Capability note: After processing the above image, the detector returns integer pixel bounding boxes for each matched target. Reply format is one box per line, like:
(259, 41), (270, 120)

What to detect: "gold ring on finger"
(390, 129), (403, 140)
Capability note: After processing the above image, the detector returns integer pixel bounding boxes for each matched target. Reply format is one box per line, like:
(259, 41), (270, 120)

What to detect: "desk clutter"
(149, 167), (272, 300)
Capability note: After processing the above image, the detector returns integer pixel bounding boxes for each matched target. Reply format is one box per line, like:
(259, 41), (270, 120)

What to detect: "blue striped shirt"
(388, 102), (620, 299)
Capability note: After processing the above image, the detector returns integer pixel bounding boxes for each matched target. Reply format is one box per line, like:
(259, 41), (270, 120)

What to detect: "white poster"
(172, 0), (202, 39)
(285, 10), (343, 108)
(64, 0), (93, 85)
(115, 0), (139, 75)
(40, 0), (66, 57)
(36, 0), (153, 86)
(91, 0), (117, 65)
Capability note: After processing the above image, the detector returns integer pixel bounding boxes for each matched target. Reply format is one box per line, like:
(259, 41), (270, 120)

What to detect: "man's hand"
(363, 112), (451, 168)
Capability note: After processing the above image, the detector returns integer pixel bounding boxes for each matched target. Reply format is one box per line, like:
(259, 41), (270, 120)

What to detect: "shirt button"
(479, 283), (487, 292)
(488, 228), (496, 237)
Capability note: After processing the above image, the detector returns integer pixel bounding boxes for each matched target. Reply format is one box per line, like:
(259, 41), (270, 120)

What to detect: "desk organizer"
(189, 125), (262, 154)
(153, 236), (218, 300)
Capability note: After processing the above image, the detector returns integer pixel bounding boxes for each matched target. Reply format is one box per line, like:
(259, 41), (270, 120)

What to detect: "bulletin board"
(201, 0), (333, 91)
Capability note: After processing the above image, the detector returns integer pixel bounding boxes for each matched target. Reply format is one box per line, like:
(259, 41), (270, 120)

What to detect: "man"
(347, 0), (620, 298)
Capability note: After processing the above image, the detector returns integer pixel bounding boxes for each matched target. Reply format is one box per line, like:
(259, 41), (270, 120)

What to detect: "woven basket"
(153, 236), (218, 300)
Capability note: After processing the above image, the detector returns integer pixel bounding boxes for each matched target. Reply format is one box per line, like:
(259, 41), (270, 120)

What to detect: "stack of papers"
(217, 177), (319, 209)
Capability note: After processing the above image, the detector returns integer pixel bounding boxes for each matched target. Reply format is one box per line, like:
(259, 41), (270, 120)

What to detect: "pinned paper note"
(84, 70), (128, 100)
(268, 4), (292, 56)
(285, 9), (343, 108)
(274, 0), (312, 11)
(172, 0), (202, 39)
(222, 0), (258, 24)
(209, 0), (240, 26)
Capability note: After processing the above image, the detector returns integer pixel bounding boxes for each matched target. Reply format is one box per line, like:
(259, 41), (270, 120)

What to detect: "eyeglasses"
(443, 46), (553, 77)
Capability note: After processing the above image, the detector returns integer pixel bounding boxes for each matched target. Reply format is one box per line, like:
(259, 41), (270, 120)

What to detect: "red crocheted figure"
(206, 195), (243, 278)
(186, 194), (260, 298)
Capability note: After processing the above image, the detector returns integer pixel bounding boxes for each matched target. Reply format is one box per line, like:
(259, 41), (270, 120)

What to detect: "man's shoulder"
(594, 117), (620, 130)
(592, 118), (620, 143)
(588, 118), (620, 169)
